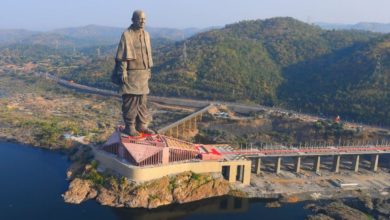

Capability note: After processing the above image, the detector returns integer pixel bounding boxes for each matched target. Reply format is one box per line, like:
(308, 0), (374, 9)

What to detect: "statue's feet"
(137, 124), (156, 134)
(122, 125), (140, 137)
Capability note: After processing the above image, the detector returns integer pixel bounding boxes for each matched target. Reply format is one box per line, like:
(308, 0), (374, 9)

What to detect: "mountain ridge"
(316, 22), (390, 33)
(0, 24), (211, 47)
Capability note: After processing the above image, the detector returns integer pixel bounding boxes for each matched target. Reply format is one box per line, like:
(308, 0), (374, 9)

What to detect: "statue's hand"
(121, 72), (128, 84)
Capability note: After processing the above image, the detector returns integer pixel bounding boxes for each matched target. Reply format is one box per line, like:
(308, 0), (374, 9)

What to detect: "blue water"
(0, 141), (312, 220)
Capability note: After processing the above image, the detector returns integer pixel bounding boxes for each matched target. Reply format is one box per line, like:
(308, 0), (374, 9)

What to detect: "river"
(0, 141), (313, 220)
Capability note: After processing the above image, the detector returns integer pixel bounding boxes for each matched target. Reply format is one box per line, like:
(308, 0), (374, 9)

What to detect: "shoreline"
(2, 130), (390, 214)
(0, 133), (75, 155)
(2, 135), (390, 217)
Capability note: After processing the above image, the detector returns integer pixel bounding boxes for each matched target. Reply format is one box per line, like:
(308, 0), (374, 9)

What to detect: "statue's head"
(132, 10), (146, 29)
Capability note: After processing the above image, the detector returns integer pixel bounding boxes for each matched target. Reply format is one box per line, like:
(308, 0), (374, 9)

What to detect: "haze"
(1, 0), (390, 30)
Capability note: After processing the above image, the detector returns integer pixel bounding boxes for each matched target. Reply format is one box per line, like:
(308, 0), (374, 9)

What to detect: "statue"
(114, 10), (155, 136)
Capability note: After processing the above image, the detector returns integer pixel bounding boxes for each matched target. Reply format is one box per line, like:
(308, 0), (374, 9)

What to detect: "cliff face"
(63, 171), (230, 209)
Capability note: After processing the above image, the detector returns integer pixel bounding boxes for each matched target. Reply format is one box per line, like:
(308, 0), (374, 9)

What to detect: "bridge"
(157, 104), (214, 141)
(216, 142), (390, 175)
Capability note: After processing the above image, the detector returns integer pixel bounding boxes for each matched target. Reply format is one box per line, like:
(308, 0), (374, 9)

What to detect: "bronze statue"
(115, 10), (155, 136)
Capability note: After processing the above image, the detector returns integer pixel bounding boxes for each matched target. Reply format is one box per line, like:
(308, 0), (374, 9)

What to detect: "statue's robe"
(115, 27), (153, 95)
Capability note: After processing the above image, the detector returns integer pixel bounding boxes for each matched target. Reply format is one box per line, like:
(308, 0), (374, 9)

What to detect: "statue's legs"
(122, 94), (154, 136)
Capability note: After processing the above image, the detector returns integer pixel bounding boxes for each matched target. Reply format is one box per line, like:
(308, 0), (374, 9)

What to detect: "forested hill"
(151, 17), (380, 104)
(279, 34), (390, 125)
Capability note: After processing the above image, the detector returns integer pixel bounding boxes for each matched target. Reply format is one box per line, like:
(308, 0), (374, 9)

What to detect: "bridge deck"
(157, 104), (214, 134)
(218, 145), (390, 158)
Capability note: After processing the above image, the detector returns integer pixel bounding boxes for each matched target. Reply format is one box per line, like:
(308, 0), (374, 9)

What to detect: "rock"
(180, 180), (215, 203)
(172, 172), (229, 204)
(66, 161), (83, 180)
(306, 214), (334, 220)
(320, 202), (370, 220)
(63, 178), (95, 204)
(304, 203), (317, 210)
(127, 176), (173, 209)
(374, 198), (390, 215)
(265, 201), (281, 208)
(96, 187), (118, 206)
(126, 187), (148, 208)
(213, 178), (230, 195)
(358, 193), (373, 210)
(228, 189), (249, 198)
(87, 188), (98, 200)
(64, 172), (230, 209)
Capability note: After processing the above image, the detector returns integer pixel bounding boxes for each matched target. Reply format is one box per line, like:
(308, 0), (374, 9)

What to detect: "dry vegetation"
(0, 72), (193, 149)
(197, 108), (390, 147)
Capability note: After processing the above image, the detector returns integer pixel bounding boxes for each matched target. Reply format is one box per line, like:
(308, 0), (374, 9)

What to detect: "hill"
(279, 34), (390, 125)
(0, 29), (38, 44)
(151, 17), (380, 105)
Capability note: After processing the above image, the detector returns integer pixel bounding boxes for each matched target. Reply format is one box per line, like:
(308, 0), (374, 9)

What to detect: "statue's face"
(133, 12), (146, 29)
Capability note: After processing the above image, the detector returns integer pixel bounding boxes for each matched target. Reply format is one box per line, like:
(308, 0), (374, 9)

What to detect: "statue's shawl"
(115, 27), (153, 67)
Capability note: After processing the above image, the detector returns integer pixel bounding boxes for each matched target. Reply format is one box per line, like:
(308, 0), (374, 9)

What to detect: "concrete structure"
(227, 144), (390, 175)
(102, 130), (201, 166)
(371, 154), (380, 172)
(94, 148), (250, 184)
(254, 158), (261, 174)
(94, 127), (251, 185)
(352, 155), (360, 172)
(275, 157), (282, 174)
(157, 104), (213, 141)
(314, 156), (321, 173)
(98, 126), (390, 182)
(294, 157), (301, 173)
(333, 155), (341, 173)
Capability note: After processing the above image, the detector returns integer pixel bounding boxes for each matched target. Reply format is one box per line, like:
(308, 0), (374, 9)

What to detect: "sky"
(1, 0), (390, 30)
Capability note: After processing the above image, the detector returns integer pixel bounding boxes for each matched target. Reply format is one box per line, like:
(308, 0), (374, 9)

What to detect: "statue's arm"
(115, 32), (130, 83)
(117, 60), (128, 83)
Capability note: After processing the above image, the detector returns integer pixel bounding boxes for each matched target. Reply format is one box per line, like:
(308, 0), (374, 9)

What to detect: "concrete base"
(94, 147), (252, 185)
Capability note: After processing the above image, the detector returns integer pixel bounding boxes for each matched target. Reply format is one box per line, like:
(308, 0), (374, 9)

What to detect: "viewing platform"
(93, 127), (251, 185)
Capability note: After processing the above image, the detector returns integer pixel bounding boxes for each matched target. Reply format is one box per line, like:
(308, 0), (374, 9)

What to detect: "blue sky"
(1, 0), (390, 30)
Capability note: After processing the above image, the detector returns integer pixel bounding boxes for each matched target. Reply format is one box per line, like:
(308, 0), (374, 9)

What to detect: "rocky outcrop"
(64, 171), (230, 209)
(63, 178), (97, 204)
(265, 201), (281, 208)
(96, 188), (118, 206)
(126, 176), (173, 208)
(308, 201), (371, 220)
(306, 214), (334, 220)
(172, 172), (229, 204)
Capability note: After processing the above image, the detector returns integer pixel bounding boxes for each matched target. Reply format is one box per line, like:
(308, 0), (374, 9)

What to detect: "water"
(0, 141), (312, 220)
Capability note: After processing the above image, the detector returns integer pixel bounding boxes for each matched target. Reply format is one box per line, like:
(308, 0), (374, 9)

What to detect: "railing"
(219, 145), (390, 157)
